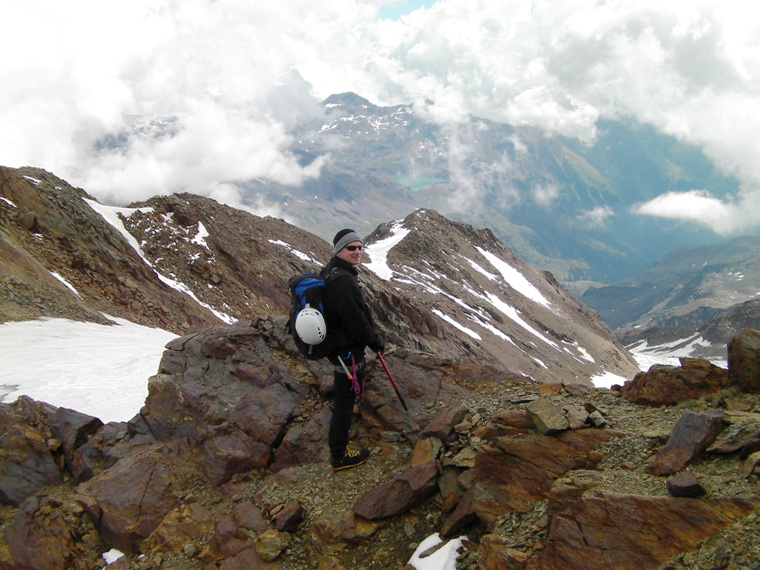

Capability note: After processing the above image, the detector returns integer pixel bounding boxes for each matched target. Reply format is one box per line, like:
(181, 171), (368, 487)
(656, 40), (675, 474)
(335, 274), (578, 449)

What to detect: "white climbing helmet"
(294, 306), (327, 344)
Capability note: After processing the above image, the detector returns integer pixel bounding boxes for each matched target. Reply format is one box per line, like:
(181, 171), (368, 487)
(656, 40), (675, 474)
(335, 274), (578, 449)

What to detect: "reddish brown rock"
(418, 403), (468, 442)
(472, 429), (626, 527)
(2, 495), (102, 570)
(274, 501), (304, 532)
(50, 407), (103, 480)
(353, 461), (438, 520)
(75, 443), (181, 554)
(621, 358), (729, 406)
(492, 408), (533, 429)
(728, 328), (760, 393)
(208, 501), (270, 558)
(0, 424), (62, 506)
(440, 486), (477, 537)
(309, 512), (382, 553)
(537, 490), (759, 569)
(649, 410), (725, 476)
(477, 534), (529, 569)
(666, 471), (706, 498)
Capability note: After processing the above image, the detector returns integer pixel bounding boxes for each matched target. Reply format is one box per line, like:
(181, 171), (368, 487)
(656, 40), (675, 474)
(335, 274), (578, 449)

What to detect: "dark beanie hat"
(332, 228), (363, 255)
(333, 228), (356, 245)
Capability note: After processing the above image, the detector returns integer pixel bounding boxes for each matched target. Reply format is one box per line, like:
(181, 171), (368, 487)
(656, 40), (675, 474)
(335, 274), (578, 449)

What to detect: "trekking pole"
(376, 352), (408, 412)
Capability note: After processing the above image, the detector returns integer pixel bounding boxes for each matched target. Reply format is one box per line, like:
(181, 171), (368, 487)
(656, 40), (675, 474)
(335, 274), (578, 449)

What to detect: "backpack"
(287, 267), (342, 360)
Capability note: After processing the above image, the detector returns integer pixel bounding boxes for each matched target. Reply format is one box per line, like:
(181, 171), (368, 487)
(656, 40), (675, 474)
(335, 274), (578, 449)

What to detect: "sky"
(2, 1), (759, 234)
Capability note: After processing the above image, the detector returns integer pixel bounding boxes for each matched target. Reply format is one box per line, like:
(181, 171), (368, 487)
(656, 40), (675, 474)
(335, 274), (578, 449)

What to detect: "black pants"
(328, 353), (365, 456)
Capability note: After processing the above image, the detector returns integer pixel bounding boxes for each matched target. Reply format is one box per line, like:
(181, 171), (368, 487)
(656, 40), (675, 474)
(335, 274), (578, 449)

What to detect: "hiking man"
(322, 229), (385, 471)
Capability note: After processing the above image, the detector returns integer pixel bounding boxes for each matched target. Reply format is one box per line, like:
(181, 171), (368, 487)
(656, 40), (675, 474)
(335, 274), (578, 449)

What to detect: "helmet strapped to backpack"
(294, 305), (327, 344)
(287, 267), (342, 360)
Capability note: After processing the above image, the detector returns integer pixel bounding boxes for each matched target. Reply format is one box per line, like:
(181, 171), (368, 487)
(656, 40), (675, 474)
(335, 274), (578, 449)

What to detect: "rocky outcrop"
(729, 327), (760, 392)
(2, 325), (760, 569)
(620, 357), (729, 406)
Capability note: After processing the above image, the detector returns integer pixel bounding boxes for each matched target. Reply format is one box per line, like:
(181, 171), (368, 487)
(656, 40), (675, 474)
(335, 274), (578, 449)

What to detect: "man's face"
(337, 241), (363, 265)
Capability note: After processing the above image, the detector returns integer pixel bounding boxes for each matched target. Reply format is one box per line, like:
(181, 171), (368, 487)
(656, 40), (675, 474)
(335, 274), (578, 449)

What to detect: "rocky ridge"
(3, 164), (760, 568)
(0, 165), (638, 387)
(1, 324), (760, 569)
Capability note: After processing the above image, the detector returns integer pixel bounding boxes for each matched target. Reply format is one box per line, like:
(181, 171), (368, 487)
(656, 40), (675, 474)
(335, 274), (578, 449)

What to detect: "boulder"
(621, 358), (729, 406)
(418, 403), (468, 442)
(666, 471), (706, 498)
(50, 407), (103, 474)
(208, 501), (270, 558)
(353, 461), (438, 520)
(525, 397), (570, 434)
(648, 410), (725, 476)
(75, 443), (181, 554)
(538, 475), (760, 569)
(0, 424), (62, 506)
(472, 429), (626, 527)
(274, 501), (304, 532)
(728, 328), (760, 393)
(2, 495), (102, 570)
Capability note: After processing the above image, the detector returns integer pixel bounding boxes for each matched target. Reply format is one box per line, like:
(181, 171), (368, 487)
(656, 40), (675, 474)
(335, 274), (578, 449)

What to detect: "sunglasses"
(345, 245), (363, 251)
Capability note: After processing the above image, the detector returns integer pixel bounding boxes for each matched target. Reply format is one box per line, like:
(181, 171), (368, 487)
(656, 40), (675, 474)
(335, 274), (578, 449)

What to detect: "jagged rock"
(563, 403), (590, 429)
(71, 420), (157, 485)
(229, 382), (301, 446)
(728, 328), (760, 393)
(649, 410), (725, 476)
(255, 529), (291, 561)
(353, 461), (438, 520)
(621, 357), (729, 406)
(145, 501), (217, 553)
(203, 432), (272, 486)
(75, 442), (182, 554)
(0, 424), (62, 506)
(441, 486), (477, 537)
(411, 436), (442, 466)
(208, 501), (270, 558)
(438, 467), (464, 512)
(1, 495), (102, 570)
(49, 407), (103, 474)
(309, 512), (382, 552)
(492, 408), (533, 429)
(666, 471), (706, 498)
(538, 473), (760, 569)
(707, 412), (760, 457)
(525, 397), (571, 434)
(743, 451), (760, 479)
(477, 534), (529, 569)
(472, 429), (625, 527)
(274, 501), (304, 532)
(418, 403), (468, 442)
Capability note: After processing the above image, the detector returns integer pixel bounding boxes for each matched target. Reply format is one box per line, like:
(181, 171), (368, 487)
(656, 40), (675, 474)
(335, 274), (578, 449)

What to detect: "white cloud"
(576, 205), (615, 229)
(633, 189), (752, 235)
(1, 0), (758, 228)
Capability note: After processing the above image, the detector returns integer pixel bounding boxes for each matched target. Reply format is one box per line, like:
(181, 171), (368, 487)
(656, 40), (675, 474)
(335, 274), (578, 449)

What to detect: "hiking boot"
(330, 446), (370, 472)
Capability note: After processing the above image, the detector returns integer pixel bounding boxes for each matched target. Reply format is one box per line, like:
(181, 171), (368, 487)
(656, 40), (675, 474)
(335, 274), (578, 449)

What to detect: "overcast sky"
(2, 0), (758, 234)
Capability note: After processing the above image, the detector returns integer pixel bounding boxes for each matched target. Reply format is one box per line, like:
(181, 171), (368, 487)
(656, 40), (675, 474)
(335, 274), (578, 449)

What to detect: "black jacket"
(321, 256), (383, 361)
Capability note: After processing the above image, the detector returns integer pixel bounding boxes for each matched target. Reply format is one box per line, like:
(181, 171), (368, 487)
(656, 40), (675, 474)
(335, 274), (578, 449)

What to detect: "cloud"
(1, 0), (758, 229)
(576, 205), (616, 229)
(532, 184), (561, 206)
(633, 190), (756, 235)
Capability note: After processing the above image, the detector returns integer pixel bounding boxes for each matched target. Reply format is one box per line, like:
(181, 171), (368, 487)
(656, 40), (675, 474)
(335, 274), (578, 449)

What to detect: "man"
(321, 229), (385, 471)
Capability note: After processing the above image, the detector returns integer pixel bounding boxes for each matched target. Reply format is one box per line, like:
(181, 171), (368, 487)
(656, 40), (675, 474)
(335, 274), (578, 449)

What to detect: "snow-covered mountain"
(0, 165), (638, 388)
